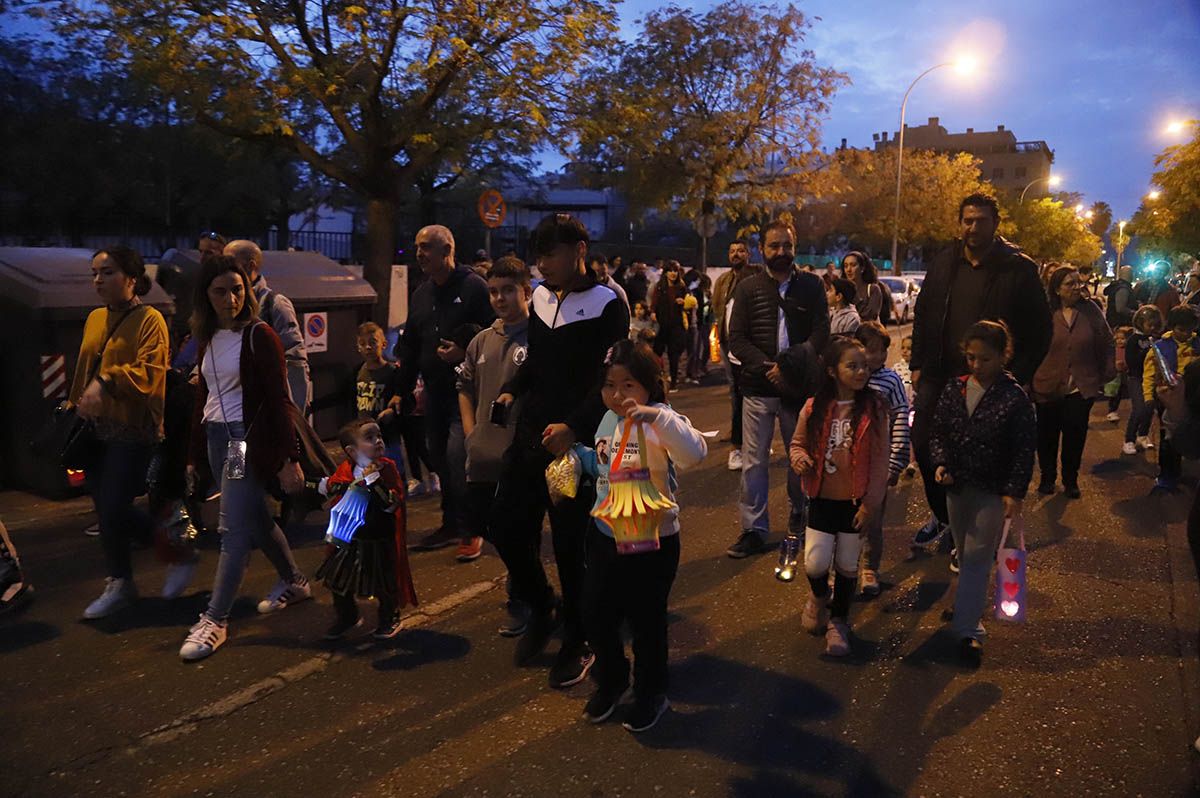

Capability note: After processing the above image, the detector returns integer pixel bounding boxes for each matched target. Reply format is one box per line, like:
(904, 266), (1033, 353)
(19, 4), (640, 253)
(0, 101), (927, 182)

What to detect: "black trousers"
(728, 361), (745, 447)
(583, 523), (680, 701)
(87, 440), (155, 580)
(466, 481), (499, 545)
(424, 392), (467, 537)
(400, 414), (430, 482)
(1160, 424), (1183, 481)
(654, 326), (687, 387)
(911, 377), (949, 525)
(493, 442), (595, 649)
(1036, 395), (1095, 487)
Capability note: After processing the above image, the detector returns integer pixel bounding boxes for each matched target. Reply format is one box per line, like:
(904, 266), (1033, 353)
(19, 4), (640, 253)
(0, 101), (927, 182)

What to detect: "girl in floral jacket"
(930, 321), (1036, 667)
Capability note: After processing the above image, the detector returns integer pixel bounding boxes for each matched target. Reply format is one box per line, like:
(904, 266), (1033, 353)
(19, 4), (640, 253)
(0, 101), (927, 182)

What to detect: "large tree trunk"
(365, 196), (397, 326)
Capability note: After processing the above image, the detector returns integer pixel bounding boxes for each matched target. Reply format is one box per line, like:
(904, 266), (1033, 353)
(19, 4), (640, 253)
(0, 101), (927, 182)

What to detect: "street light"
(890, 56), (975, 275)
(1147, 190), (1161, 201)
(1166, 120), (1187, 136)
(1019, 174), (1062, 203)
(1117, 219), (1128, 273)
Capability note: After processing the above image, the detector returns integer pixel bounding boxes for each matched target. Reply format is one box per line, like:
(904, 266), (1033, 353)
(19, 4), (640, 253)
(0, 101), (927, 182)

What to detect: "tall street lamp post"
(1019, 174), (1062, 203)
(890, 57), (974, 276)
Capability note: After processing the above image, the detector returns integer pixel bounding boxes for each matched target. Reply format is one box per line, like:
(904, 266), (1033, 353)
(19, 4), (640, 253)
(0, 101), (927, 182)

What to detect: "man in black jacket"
(492, 213), (629, 688)
(395, 225), (496, 553)
(909, 193), (1052, 546)
(726, 220), (829, 558)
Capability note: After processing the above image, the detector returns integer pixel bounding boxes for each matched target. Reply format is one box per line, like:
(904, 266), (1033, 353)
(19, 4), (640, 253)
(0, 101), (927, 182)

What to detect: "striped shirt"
(867, 366), (911, 479)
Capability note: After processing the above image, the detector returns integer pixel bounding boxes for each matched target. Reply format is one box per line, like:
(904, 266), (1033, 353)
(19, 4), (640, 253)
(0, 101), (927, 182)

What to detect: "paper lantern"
(326, 485), (369, 546)
(591, 421), (677, 554)
(993, 519), (1027, 623)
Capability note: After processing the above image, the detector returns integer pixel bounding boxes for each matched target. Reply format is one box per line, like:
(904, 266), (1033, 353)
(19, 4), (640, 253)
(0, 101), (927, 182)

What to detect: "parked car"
(880, 275), (920, 323)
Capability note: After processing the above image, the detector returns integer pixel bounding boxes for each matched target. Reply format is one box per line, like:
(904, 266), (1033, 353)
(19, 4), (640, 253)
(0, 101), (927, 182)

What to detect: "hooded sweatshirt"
(457, 318), (529, 483)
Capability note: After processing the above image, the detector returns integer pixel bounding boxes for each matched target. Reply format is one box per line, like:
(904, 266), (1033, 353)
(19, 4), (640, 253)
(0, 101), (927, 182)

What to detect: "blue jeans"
(204, 422), (303, 623)
(739, 395), (806, 535)
(88, 440), (155, 580)
(946, 487), (1005, 640)
(1125, 377), (1154, 442)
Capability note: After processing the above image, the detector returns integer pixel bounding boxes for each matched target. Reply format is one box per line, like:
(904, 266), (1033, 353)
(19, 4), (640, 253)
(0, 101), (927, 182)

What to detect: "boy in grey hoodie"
(456, 256), (532, 569)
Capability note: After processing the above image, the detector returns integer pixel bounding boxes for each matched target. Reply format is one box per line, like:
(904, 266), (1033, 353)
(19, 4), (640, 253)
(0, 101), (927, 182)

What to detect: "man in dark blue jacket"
(396, 225), (495, 553)
(493, 213), (629, 688)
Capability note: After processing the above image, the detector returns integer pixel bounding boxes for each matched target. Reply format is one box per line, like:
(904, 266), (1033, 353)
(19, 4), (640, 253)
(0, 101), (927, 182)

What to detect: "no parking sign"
(304, 312), (328, 353)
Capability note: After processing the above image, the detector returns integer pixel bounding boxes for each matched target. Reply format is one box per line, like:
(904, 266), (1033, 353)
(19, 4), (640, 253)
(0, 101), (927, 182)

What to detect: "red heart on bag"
(1004, 581), (1020, 598)
(1005, 557), (1020, 574)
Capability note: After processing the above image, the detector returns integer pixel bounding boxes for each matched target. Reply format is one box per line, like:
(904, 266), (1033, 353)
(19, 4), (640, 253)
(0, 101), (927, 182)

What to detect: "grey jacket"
(254, 275), (311, 410)
(457, 318), (529, 483)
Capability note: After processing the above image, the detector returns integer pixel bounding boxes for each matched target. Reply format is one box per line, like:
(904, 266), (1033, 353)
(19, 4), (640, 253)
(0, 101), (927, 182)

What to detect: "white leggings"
(804, 529), (864, 580)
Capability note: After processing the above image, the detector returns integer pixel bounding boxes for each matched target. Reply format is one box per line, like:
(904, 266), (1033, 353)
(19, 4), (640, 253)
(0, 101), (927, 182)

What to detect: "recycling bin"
(0, 247), (176, 497)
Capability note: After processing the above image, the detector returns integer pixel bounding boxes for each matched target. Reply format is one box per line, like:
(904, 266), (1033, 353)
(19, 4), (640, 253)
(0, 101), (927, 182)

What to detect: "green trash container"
(0, 247), (176, 497)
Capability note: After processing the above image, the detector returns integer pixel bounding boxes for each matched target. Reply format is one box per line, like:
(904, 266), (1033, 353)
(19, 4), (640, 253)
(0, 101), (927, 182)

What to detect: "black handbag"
(40, 307), (142, 470)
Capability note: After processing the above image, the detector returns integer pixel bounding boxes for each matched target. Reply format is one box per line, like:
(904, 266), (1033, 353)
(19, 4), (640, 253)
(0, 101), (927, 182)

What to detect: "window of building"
(1015, 166), (1027, 179)
(992, 167), (1005, 180)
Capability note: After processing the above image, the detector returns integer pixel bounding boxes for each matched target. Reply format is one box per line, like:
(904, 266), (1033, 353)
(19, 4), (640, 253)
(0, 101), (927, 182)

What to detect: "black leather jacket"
(728, 267), (829, 402)
(910, 237), (1052, 385)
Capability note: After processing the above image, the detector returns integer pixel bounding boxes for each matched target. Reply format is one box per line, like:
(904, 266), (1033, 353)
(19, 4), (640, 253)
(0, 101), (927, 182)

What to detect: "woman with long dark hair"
(651, 260), (689, 390)
(72, 246), (171, 620)
(840, 251), (883, 322)
(1031, 265), (1115, 498)
(179, 256), (308, 661)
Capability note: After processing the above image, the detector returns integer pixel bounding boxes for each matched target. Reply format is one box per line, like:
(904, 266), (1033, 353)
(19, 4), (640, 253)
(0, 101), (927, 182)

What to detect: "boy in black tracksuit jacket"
(492, 215), (629, 686)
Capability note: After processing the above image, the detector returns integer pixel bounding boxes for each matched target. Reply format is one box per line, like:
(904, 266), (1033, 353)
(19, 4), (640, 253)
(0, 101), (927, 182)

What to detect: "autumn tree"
(797, 147), (993, 260)
(1130, 119), (1200, 254)
(1000, 197), (1102, 266)
(570, 1), (846, 226)
(40, 0), (617, 317)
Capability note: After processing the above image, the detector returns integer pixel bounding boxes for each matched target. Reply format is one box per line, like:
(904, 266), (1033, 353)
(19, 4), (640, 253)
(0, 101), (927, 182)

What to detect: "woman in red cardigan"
(179, 255), (308, 662)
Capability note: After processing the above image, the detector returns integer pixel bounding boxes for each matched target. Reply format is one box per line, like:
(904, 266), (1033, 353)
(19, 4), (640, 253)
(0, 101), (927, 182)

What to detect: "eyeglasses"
(200, 231), (222, 241)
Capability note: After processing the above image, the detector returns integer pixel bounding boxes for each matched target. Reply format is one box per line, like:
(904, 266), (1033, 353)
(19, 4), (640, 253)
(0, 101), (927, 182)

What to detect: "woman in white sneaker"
(180, 255), (308, 662)
(71, 246), (170, 621)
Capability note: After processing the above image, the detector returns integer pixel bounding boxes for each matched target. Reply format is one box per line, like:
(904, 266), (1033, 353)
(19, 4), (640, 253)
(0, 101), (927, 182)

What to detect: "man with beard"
(712, 239), (763, 471)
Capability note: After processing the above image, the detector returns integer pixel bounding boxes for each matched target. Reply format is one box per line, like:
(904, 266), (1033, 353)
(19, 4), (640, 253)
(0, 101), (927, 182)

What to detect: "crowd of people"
(5, 190), (1200, 738)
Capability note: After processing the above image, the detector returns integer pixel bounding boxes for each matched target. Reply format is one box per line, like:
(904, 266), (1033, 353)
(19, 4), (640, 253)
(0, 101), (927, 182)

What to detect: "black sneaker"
(1063, 484), (1081, 500)
(583, 683), (629, 723)
(498, 600), (530, 638)
(959, 637), (983, 668)
(412, 525), (459, 551)
(726, 530), (766, 559)
(549, 645), (595, 689)
(373, 612), (403, 640)
(514, 607), (558, 665)
(912, 516), (945, 546)
(623, 694), (670, 732)
(323, 612), (362, 640)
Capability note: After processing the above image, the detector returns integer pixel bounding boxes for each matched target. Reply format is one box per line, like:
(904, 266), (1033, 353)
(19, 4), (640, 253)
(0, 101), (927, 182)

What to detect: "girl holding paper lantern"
(789, 337), (890, 658)
(315, 418), (418, 641)
(928, 321), (1036, 667)
(576, 340), (707, 732)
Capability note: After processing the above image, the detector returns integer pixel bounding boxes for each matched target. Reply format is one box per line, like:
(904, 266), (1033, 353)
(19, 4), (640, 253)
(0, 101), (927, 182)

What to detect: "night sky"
(621, 0), (1200, 220)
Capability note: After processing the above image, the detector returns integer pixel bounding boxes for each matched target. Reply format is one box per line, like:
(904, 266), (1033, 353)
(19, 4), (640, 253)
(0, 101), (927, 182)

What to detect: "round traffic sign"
(306, 315), (326, 338)
(477, 189), (507, 229)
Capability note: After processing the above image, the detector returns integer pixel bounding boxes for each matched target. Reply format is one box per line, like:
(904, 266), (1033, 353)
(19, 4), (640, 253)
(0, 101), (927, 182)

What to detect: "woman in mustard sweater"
(70, 246), (170, 620)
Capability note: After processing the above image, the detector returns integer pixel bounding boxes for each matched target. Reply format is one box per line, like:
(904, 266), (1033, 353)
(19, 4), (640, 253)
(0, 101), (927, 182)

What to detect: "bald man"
(224, 240), (311, 413)
(395, 225), (495, 554)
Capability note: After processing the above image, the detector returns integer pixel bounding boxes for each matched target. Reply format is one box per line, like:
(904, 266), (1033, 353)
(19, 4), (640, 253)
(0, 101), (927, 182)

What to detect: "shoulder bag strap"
(86, 305), (144, 385)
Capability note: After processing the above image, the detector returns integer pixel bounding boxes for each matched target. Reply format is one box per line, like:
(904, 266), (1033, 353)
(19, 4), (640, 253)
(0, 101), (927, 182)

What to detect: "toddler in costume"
(316, 418), (418, 640)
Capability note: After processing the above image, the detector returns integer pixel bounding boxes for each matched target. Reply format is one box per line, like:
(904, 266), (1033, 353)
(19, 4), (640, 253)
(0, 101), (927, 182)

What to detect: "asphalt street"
(4, 330), (1200, 797)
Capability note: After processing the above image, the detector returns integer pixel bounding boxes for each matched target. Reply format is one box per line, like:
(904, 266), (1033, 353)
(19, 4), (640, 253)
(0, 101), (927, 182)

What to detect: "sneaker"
(256, 576), (312, 614)
(180, 614), (227, 661)
(801, 595), (829, 635)
(1106, 411), (1120, 423)
(373, 612), (403, 640)
(1137, 435), (1156, 450)
(161, 558), (198, 600)
(498, 600), (530, 638)
(949, 549), (960, 574)
(623, 695), (670, 733)
(1063, 484), (1082, 500)
(726, 530), (766, 559)
(455, 536), (484, 562)
(903, 463), (917, 478)
(1122, 441), (1138, 456)
(959, 637), (983, 668)
(912, 516), (945, 547)
(548, 646), (595, 689)
(83, 577), (137, 619)
(1037, 480), (1056, 495)
(1152, 477), (1178, 495)
(406, 479), (427, 498)
(323, 612), (362, 640)
(413, 525), (459, 551)
(427, 474), (442, 495)
(860, 569), (880, 597)
(515, 606), (558, 665)
(584, 684), (629, 724)
(727, 448), (743, 471)
(84, 522), (100, 537)
(824, 619), (851, 657)
(0, 582), (33, 616)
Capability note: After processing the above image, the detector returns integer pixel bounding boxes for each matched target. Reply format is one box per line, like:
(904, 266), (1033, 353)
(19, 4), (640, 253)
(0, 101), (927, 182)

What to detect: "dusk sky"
(620, 0), (1200, 221)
